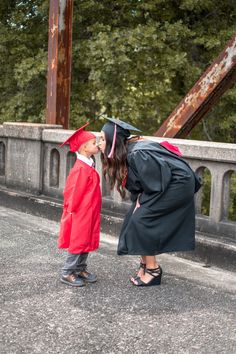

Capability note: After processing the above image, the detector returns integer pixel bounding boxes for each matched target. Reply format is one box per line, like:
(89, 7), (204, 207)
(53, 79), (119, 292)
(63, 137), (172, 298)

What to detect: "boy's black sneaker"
(77, 270), (97, 283)
(60, 273), (85, 287)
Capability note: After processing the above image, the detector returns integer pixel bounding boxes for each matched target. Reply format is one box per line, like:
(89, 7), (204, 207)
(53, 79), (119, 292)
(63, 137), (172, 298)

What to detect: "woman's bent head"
(99, 128), (128, 199)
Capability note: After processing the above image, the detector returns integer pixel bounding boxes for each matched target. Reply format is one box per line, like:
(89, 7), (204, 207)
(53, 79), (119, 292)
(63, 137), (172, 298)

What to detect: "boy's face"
(82, 138), (99, 156)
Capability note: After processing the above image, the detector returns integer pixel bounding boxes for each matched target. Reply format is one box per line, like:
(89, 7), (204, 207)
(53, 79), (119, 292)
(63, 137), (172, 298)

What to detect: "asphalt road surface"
(0, 206), (235, 354)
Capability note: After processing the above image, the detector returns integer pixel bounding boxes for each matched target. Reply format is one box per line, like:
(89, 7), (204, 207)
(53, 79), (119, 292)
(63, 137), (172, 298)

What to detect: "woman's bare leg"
(145, 256), (157, 269)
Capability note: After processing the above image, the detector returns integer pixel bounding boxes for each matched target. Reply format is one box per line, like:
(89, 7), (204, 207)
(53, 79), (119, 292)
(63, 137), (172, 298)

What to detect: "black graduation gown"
(117, 140), (200, 256)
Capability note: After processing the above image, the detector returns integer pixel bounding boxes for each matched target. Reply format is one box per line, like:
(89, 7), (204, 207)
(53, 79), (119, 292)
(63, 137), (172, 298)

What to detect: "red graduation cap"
(60, 122), (96, 152)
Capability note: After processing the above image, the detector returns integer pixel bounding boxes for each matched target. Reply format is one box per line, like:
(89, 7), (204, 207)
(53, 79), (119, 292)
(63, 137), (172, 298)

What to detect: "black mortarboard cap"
(101, 116), (141, 158)
(103, 117), (141, 132)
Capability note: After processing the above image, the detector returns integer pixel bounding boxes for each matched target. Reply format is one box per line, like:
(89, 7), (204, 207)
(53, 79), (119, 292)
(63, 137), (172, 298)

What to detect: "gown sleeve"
(128, 150), (172, 204)
(63, 166), (90, 213)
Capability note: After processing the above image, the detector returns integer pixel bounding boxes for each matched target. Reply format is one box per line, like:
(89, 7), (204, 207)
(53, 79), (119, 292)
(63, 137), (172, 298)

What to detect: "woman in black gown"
(99, 117), (201, 287)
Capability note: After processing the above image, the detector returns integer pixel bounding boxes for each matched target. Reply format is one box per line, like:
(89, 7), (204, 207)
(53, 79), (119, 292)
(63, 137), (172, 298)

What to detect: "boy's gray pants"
(61, 252), (88, 276)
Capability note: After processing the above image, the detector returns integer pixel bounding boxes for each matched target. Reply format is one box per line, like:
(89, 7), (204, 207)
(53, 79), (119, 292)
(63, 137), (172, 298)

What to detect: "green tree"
(0, 0), (235, 143)
(71, 0), (236, 142)
(0, 0), (48, 123)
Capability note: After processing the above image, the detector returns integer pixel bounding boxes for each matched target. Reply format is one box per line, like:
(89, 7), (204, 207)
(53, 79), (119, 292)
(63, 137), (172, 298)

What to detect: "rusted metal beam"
(46, 0), (73, 129)
(155, 34), (236, 138)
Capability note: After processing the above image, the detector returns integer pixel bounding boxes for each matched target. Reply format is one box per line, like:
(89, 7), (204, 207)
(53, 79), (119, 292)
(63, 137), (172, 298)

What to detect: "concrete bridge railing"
(0, 122), (235, 241)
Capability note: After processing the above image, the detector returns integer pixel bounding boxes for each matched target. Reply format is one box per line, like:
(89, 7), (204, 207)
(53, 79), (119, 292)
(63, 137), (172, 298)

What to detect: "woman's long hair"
(101, 131), (128, 199)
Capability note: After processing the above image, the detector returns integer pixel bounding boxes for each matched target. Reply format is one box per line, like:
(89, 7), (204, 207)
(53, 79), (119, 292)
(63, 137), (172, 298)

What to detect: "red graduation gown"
(58, 159), (101, 253)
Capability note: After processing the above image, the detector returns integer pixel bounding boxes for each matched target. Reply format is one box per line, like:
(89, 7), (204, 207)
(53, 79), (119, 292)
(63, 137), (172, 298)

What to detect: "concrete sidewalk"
(0, 206), (236, 354)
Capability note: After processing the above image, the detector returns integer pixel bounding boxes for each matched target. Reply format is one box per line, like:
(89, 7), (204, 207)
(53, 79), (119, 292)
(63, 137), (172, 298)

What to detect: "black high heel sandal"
(131, 266), (162, 287)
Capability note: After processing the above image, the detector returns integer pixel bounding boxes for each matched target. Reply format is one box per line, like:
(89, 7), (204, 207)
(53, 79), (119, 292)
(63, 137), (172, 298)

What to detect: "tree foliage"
(0, 0), (48, 123)
(0, 0), (235, 142)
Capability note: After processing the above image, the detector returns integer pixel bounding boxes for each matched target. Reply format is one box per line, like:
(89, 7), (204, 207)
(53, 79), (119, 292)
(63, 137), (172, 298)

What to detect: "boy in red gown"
(58, 123), (101, 287)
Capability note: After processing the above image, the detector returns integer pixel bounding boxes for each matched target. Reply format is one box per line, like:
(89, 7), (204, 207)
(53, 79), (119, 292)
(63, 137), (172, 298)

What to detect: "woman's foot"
(131, 266), (162, 287)
(130, 258), (146, 282)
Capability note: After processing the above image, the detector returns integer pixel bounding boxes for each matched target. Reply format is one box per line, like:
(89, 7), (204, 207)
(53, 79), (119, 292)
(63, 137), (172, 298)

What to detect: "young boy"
(58, 123), (101, 287)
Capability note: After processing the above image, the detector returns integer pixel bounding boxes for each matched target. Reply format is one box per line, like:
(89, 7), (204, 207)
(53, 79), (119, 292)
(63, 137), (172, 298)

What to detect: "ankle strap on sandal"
(145, 267), (162, 276)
